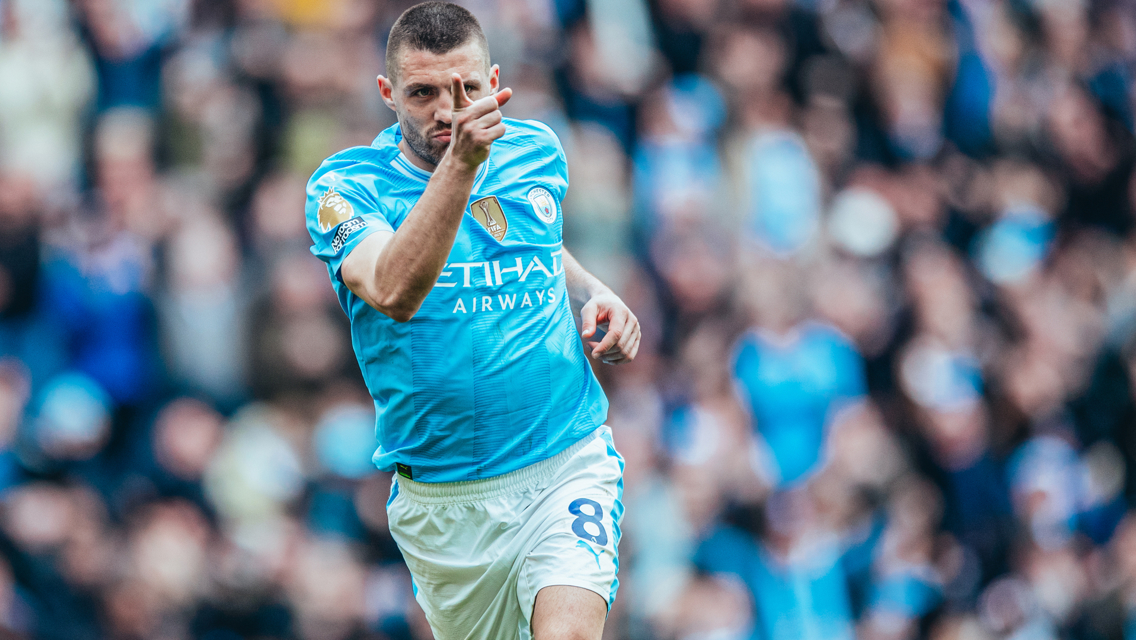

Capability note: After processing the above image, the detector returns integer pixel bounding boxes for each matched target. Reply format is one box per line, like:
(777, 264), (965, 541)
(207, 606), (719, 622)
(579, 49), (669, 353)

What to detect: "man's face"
(378, 41), (498, 168)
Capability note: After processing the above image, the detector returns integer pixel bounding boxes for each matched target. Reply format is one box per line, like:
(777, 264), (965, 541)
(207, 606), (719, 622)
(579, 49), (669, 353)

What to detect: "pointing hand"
(448, 73), (512, 170)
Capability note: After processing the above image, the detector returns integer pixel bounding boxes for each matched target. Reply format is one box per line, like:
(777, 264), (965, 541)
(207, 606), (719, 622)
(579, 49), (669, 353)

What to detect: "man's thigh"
(516, 429), (623, 638)
(532, 586), (607, 640)
(388, 428), (624, 640)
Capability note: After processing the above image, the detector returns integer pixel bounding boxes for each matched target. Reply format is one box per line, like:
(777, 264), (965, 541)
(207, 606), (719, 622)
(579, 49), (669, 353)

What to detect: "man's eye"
(465, 85), (476, 94)
(413, 88), (431, 97)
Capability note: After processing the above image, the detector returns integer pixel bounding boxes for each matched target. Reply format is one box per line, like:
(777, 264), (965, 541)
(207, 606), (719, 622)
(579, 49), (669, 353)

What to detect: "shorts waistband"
(394, 428), (602, 505)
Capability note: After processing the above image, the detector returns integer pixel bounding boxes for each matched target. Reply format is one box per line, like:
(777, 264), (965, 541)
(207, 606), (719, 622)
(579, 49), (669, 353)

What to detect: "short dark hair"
(385, 2), (489, 83)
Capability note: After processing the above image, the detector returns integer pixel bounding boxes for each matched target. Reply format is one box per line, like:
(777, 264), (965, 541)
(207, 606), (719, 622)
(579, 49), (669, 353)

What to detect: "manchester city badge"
(527, 187), (557, 224)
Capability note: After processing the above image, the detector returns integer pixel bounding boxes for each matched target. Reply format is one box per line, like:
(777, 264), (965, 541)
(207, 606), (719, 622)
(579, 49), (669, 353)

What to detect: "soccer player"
(304, 3), (640, 639)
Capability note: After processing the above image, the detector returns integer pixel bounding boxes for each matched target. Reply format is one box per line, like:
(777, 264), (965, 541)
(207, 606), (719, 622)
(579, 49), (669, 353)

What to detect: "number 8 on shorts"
(569, 498), (608, 546)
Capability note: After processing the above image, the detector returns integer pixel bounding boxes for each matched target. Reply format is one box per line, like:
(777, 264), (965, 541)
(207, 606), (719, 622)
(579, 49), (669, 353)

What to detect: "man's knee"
(531, 585), (607, 640)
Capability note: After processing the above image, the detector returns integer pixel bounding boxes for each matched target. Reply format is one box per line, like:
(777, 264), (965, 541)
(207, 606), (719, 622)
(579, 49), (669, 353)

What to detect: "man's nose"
(436, 93), (454, 124)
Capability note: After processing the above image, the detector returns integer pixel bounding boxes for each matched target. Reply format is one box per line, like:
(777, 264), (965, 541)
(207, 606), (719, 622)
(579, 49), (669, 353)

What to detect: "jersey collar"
(383, 123), (491, 191)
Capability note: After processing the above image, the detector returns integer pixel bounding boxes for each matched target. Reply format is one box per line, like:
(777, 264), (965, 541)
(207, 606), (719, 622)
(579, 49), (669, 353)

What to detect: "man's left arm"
(562, 249), (641, 364)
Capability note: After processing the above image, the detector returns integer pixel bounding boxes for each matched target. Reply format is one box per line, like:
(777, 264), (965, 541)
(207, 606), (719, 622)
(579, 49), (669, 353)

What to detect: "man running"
(304, 3), (639, 639)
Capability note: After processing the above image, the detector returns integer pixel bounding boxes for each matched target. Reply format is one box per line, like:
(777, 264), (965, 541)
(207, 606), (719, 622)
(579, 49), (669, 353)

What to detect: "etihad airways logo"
(433, 249), (563, 314)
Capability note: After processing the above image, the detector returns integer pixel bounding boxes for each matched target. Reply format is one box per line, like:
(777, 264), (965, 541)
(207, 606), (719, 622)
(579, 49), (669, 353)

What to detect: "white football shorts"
(386, 426), (624, 640)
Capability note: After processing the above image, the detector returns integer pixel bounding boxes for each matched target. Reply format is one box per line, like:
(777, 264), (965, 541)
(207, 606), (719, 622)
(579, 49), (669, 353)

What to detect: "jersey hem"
(525, 580), (615, 612)
(393, 427), (602, 504)
(328, 218), (387, 283)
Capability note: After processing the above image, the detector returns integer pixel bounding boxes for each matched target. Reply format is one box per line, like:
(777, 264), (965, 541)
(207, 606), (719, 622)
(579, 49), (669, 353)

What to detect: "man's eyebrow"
(403, 83), (434, 93)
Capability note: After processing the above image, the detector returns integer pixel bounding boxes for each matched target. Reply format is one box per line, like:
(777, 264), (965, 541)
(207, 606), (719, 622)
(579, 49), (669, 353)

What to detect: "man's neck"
(398, 139), (438, 173)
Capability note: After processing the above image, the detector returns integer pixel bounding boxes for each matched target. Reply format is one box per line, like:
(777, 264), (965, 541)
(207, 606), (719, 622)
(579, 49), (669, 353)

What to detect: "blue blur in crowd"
(869, 570), (942, 621)
(313, 405), (380, 481)
(31, 372), (111, 451)
(40, 250), (158, 405)
(733, 322), (866, 486)
(940, 451), (1012, 553)
(632, 75), (726, 239)
(1008, 434), (1128, 547)
(973, 205), (1055, 285)
(942, 0), (995, 157)
(696, 526), (855, 640)
(0, 316), (66, 402)
(746, 133), (821, 255)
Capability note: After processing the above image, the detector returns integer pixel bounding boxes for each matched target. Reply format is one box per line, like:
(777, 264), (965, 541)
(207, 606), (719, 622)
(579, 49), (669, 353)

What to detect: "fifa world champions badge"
(471, 196), (508, 241)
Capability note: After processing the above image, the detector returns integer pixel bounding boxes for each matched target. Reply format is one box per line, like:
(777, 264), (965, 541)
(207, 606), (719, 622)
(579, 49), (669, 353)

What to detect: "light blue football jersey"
(306, 118), (608, 482)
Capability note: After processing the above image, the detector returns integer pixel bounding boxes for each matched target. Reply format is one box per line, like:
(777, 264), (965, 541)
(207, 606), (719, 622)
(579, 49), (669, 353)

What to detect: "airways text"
(433, 249), (564, 315)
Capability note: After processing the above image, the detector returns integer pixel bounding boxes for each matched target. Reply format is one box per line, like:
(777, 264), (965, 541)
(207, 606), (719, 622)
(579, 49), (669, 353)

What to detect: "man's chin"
(408, 140), (445, 166)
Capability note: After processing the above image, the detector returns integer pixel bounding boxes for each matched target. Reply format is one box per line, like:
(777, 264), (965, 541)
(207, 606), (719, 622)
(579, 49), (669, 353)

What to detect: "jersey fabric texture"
(387, 426), (624, 640)
(305, 119), (609, 482)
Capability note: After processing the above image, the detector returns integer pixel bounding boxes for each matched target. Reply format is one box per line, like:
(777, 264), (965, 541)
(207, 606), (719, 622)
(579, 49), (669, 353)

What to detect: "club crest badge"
(527, 187), (557, 224)
(471, 196), (508, 241)
(317, 187), (355, 232)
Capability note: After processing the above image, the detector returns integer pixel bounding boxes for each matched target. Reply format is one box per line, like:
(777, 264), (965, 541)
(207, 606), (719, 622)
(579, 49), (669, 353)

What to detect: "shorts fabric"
(386, 426), (624, 640)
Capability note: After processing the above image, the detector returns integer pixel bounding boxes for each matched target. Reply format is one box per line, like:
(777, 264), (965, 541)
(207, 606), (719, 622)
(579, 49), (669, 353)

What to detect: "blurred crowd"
(2, 0), (1136, 639)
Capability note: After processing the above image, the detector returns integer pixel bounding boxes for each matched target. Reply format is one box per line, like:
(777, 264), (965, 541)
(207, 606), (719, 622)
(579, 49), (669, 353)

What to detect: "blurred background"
(2, 0), (1136, 638)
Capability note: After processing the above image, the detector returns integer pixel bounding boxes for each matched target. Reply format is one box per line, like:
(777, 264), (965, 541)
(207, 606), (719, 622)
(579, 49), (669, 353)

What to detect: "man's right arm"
(339, 157), (477, 322)
(340, 76), (511, 322)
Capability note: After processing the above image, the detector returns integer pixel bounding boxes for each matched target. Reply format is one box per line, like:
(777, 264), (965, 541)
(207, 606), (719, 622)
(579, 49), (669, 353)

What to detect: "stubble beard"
(401, 116), (448, 167)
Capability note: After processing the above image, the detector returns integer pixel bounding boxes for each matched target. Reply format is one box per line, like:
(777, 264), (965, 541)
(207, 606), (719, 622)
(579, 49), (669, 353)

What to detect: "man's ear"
(489, 64), (500, 93)
(377, 75), (397, 112)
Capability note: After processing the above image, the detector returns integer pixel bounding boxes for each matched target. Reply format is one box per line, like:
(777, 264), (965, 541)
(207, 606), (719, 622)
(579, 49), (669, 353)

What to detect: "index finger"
(580, 301), (598, 339)
(451, 74), (471, 112)
(591, 316), (625, 358)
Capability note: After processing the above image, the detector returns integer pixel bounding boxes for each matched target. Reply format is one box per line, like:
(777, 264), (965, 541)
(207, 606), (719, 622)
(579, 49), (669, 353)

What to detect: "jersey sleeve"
(306, 163), (394, 280)
(527, 120), (569, 200)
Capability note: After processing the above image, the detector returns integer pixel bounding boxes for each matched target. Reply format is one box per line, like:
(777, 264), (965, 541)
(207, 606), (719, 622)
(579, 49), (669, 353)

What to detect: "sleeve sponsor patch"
(331, 217), (368, 252)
